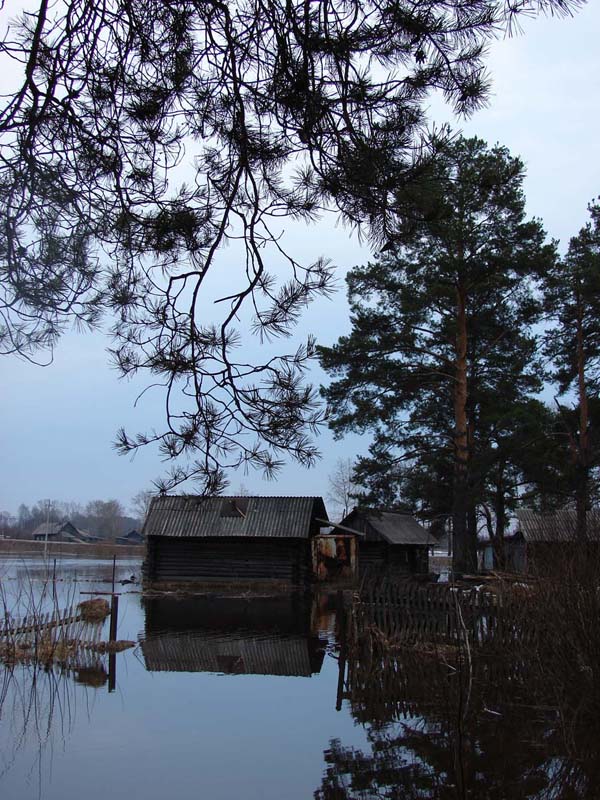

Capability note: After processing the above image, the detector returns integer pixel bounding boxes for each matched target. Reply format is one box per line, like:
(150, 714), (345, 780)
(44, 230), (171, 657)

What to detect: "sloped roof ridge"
(153, 494), (324, 499)
(352, 505), (414, 514)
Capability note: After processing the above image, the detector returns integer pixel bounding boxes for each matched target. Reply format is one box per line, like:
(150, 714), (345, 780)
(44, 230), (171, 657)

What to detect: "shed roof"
(142, 495), (328, 539)
(516, 509), (600, 542)
(342, 509), (432, 546)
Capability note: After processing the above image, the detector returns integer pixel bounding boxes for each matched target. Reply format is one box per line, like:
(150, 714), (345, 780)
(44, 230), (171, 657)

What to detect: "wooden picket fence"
(1, 604), (107, 652)
(357, 578), (537, 650)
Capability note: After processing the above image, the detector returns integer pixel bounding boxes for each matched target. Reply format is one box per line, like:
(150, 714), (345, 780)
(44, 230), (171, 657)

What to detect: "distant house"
(480, 509), (600, 573)
(142, 495), (329, 587)
(116, 529), (145, 545)
(32, 521), (99, 544)
(337, 508), (431, 574)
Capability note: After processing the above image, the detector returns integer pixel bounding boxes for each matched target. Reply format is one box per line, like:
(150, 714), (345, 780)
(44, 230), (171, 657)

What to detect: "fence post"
(109, 594), (119, 643)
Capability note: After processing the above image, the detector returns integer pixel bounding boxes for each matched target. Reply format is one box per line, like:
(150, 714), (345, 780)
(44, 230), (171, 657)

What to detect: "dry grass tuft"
(78, 598), (110, 622)
(89, 640), (135, 653)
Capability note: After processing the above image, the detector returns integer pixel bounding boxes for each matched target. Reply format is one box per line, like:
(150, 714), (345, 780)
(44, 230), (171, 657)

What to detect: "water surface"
(1, 554), (598, 799)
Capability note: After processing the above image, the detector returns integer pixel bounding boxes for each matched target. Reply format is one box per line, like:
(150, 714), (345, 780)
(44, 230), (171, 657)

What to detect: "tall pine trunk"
(493, 472), (507, 570)
(575, 298), (589, 541)
(452, 282), (476, 574)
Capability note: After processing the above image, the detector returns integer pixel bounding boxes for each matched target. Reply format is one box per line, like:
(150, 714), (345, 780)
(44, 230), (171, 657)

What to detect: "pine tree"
(543, 203), (600, 538)
(320, 136), (555, 573)
(0, 1), (579, 490)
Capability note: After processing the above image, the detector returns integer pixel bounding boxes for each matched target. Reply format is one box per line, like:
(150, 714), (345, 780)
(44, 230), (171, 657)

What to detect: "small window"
(220, 498), (249, 518)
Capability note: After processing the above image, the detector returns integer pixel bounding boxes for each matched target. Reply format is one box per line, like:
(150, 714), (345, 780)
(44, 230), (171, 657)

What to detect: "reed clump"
(91, 640), (135, 653)
(78, 598), (110, 622)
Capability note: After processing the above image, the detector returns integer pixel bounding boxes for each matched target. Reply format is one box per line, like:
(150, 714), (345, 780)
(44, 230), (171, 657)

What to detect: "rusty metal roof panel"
(142, 495), (328, 539)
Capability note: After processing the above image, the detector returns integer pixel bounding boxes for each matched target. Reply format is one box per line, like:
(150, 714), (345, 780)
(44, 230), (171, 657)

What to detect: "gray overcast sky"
(1, 3), (599, 516)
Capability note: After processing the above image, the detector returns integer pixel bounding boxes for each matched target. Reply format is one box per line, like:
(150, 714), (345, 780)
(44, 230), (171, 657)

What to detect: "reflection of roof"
(142, 594), (325, 676)
(143, 495), (328, 539)
(141, 632), (323, 677)
(516, 509), (600, 542)
(341, 509), (432, 546)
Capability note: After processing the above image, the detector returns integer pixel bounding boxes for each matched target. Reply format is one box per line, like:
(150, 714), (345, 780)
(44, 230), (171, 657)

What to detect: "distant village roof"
(142, 495), (328, 540)
(516, 509), (600, 542)
(342, 509), (432, 546)
(32, 522), (66, 538)
(116, 529), (144, 544)
(32, 521), (99, 543)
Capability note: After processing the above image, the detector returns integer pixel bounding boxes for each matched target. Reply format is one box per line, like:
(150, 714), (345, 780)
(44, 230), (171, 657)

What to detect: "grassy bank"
(0, 538), (144, 558)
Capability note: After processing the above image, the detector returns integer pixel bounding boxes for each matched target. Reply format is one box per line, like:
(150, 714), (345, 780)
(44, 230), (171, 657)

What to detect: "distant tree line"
(0, 497), (145, 540)
(320, 136), (600, 573)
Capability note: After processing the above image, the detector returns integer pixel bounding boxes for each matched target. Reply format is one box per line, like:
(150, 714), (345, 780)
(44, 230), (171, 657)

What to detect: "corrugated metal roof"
(516, 509), (600, 542)
(141, 632), (319, 676)
(343, 510), (432, 546)
(142, 495), (328, 539)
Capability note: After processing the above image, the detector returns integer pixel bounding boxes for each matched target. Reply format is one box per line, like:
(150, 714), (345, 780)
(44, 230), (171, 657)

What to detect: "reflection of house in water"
(141, 595), (327, 677)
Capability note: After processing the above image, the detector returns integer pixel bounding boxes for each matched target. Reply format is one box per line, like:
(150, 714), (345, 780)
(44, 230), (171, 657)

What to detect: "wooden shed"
(507, 509), (600, 574)
(337, 508), (431, 574)
(142, 495), (329, 588)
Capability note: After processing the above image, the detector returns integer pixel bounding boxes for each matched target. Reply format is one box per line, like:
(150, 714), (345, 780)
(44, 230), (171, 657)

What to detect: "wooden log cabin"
(142, 495), (329, 588)
(337, 508), (431, 574)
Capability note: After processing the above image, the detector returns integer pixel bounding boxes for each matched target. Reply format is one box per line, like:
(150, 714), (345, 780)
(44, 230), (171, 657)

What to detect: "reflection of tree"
(317, 605), (600, 800)
(318, 672), (559, 799)
(318, 725), (441, 800)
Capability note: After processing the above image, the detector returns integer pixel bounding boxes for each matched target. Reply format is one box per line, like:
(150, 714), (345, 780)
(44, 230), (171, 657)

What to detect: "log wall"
(359, 542), (428, 574)
(144, 536), (310, 586)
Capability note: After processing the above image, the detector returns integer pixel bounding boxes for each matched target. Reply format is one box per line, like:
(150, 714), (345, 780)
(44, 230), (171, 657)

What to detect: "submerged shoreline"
(0, 537), (144, 558)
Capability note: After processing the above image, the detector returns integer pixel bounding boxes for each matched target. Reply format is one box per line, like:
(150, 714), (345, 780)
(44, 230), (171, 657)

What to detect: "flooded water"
(0, 554), (599, 799)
